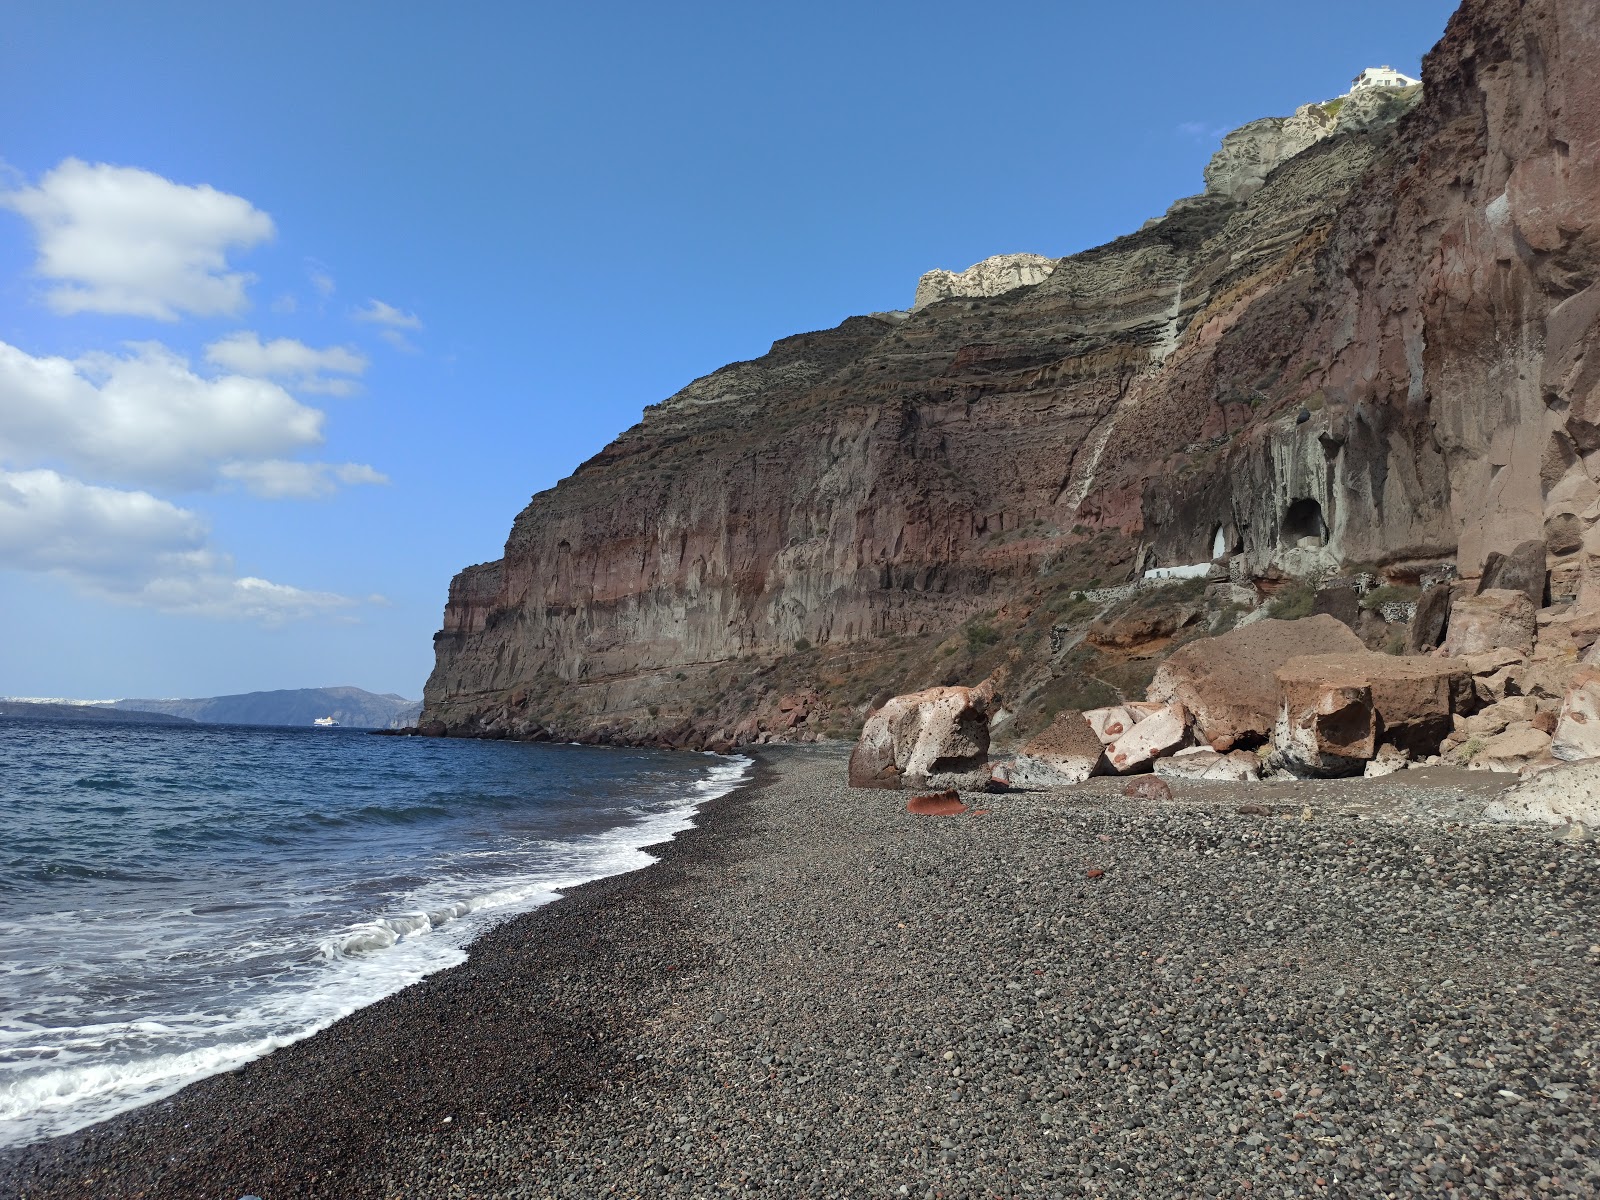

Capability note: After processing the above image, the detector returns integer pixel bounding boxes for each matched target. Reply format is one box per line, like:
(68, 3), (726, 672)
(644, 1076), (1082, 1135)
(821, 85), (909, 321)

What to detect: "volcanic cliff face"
(424, 0), (1599, 749)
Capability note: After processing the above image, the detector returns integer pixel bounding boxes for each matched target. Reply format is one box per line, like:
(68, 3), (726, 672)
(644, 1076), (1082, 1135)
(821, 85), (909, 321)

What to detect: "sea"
(0, 717), (749, 1148)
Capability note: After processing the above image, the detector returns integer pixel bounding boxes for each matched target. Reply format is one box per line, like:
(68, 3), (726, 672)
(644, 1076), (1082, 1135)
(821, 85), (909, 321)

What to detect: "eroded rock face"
(912, 254), (1058, 312)
(847, 682), (996, 791)
(1147, 616), (1364, 750)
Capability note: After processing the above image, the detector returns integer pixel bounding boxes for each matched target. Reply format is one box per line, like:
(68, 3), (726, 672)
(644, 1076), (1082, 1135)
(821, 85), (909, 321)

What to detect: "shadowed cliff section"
(423, 0), (1599, 750)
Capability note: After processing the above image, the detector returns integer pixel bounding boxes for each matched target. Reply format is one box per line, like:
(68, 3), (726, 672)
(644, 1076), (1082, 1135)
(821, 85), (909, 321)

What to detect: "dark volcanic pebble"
(3, 748), (1598, 1198)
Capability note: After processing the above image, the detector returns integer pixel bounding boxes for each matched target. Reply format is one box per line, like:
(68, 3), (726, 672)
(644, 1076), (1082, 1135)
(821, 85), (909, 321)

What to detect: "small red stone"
(907, 790), (967, 816)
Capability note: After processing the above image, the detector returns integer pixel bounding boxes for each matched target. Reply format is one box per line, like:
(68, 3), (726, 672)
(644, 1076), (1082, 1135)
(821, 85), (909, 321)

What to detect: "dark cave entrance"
(1282, 498), (1327, 544)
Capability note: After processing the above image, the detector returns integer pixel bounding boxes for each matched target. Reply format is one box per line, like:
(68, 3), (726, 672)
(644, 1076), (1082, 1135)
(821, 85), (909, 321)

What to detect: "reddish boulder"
(1147, 616), (1364, 750)
(1274, 652), (1475, 774)
(1123, 778), (1173, 802)
(907, 790), (967, 816)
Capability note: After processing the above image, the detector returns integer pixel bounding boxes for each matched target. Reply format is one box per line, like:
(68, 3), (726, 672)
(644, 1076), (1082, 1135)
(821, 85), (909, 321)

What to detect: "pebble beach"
(4, 745), (1598, 1198)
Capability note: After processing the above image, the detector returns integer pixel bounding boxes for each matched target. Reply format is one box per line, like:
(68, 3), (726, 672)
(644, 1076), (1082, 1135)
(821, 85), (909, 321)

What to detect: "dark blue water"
(0, 719), (748, 1146)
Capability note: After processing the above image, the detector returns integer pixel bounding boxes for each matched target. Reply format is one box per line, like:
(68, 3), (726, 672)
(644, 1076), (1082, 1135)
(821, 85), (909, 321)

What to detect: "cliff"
(423, 0), (1599, 750)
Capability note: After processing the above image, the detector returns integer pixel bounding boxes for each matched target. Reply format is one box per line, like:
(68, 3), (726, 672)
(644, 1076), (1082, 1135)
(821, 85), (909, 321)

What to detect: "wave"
(0, 752), (752, 1148)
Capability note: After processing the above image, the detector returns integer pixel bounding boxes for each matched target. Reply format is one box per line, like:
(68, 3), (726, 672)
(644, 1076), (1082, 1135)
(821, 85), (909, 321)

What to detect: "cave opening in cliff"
(1211, 526), (1228, 559)
(1282, 498), (1328, 544)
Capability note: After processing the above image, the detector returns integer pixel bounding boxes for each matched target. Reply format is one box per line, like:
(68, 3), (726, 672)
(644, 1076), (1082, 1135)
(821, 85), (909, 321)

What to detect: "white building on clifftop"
(1351, 65), (1419, 92)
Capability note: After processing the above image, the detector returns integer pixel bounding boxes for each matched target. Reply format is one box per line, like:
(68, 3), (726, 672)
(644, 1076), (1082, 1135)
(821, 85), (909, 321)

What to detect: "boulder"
(1154, 748), (1261, 782)
(1552, 667), (1600, 762)
(1083, 705), (1143, 746)
(1362, 745), (1410, 778)
(1310, 582), (1361, 630)
(1406, 583), (1454, 654)
(1485, 759), (1600, 826)
(1010, 710), (1105, 786)
(1467, 726), (1553, 773)
(848, 681), (996, 790)
(1442, 588), (1536, 657)
(1147, 616), (1363, 751)
(1274, 652), (1475, 774)
(907, 790), (967, 816)
(1123, 777), (1173, 801)
(1478, 540), (1547, 608)
(1104, 703), (1189, 774)
(1508, 658), (1582, 703)
(1456, 695), (1539, 737)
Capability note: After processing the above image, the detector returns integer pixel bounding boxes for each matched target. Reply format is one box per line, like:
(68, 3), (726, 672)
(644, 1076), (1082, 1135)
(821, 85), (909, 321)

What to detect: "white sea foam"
(0, 753), (752, 1148)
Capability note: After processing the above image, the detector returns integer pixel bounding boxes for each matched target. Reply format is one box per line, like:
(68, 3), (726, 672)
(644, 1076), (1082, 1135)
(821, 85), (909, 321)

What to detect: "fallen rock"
(1485, 759), (1600, 825)
(1457, 694), (1539, 737)
(906, 790), (967, 816)
(1123, 777), (1173, 801)
(1274, 652), (1474, 775)
(1083, 705), (1143, 745)
(848, 681), (996, 790)
(1104, 703), (1189, 774)
(1442, 588), (1536, 657)
(1552, 667), (1600, 762)
(1462, 647), (1527, 704)
(1463, 647), (1526, 675)
(1468, 726), (1553, 773)
(1147, 615), (1363, 750)
(1478, 540), (1547, 608)
(1009, 710), (1105, 786)
(1362, 745), (1410, 778)
(1154, 749), (1261, 782)
(1311, 582), (1361, 630)
(1405, 583), (1453, 654)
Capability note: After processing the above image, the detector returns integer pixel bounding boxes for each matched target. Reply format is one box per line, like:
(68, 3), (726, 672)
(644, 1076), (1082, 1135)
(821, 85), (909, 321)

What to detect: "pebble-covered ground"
(4, 747), (1597, 1198)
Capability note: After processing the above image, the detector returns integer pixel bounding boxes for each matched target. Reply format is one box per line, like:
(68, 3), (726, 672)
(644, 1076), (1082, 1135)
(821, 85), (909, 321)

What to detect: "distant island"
(1, 687), (421, 730)
(110, 687), (422, 730)
(0, 700), (195, 725)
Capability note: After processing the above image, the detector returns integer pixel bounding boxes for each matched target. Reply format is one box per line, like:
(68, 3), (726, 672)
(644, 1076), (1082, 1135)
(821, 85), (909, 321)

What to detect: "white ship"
(313, 716), (340, 727)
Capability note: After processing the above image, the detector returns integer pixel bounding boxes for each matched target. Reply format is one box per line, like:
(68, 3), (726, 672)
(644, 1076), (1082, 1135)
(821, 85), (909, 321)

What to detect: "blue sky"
(0, 0), (1459, 700)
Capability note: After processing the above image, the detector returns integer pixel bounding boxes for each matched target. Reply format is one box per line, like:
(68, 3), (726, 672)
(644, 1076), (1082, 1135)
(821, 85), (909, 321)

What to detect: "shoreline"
(0, 748), (773, 1198)
(5, 748), (1599, 1197)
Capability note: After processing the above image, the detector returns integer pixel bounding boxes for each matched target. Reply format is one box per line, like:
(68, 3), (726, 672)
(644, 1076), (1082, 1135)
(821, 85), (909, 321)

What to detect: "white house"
(1351, 65), (1420, 92)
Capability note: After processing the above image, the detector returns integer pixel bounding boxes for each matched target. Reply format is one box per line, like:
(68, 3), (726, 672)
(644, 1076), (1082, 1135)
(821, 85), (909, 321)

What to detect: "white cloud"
(0, 468), (356, 621)
(310, 268), (336, 298)
(378, 328), (418, 353)
(271, 293), (298, 314)
(355, 299), (422, 330)
(204, 331), (368, 395)
(0, 339), (324, 490)
(220, 459), (389, 499)
(1, 159), (275, 320)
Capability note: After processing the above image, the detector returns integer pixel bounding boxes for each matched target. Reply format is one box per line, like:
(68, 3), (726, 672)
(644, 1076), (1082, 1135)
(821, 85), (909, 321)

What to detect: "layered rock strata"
(425, 0), (1600, 750)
